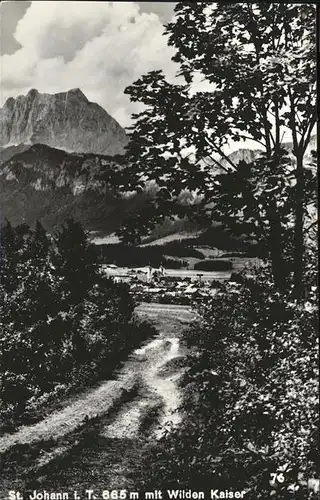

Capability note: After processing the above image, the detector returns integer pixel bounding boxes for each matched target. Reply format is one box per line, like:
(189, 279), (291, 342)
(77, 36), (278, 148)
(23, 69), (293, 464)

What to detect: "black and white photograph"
(0, 1), (318, 499)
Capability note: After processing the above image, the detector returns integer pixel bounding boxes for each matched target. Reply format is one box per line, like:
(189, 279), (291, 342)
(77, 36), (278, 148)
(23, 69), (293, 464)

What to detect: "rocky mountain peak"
(27, 88), (39, 98)
(3, 97), (15, 109)
(67, 88), (87, 99)
(0, 88), (128, 155)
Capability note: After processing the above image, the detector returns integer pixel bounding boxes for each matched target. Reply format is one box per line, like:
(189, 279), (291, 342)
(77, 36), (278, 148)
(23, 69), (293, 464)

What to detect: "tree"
(0, 219), (25, 293)
(0, 221), (60, 411)
(51, 218), (99, 305)
(0, 219), (149, 426)
(140, 261), (318, 498)
(120, 3), (316, 294)
(27, 220), (50, 262)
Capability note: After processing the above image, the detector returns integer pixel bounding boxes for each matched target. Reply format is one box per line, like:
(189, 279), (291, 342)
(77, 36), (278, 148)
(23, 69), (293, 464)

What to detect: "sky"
(0, 1), (181, 127)
(1, 1), (309, 152)
(0, 0), (246, 154)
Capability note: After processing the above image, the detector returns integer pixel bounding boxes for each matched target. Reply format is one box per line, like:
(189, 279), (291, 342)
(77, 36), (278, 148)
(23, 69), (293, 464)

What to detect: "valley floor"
(0, 303), (196, 498)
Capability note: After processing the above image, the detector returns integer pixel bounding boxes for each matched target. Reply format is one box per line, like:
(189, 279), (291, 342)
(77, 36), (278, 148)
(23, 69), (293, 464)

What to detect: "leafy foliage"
(140, 256), (318, 498)
(0, 219), (152, 429)
(120, 3), (316, 293)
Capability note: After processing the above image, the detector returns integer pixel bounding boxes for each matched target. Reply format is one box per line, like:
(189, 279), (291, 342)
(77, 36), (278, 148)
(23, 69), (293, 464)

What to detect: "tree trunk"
(268, 204), (288, 291)
(293, 153), (305, 297)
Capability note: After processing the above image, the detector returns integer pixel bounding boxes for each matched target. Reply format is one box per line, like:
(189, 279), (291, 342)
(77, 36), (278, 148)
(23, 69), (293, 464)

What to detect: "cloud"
(0, 1), (179, 127)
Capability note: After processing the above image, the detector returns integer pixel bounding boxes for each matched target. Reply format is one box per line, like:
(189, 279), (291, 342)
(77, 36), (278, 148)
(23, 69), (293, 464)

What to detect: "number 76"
(270, 472), (285, 485)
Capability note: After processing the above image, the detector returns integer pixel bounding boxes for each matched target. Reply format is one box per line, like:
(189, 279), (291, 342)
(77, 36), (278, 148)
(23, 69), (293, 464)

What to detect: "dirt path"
(0, 303), (196, 497)
(102, 303), (195, 441)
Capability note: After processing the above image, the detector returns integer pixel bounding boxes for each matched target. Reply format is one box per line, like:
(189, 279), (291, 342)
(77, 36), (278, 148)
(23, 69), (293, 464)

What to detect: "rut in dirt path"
(101, 303), (195, 441)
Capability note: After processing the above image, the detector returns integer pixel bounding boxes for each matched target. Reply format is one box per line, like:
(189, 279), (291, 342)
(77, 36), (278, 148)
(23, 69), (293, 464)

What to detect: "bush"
(0, 219), (155, 430)
(139, 260), (319, 498)
(194, 259), (233, 271)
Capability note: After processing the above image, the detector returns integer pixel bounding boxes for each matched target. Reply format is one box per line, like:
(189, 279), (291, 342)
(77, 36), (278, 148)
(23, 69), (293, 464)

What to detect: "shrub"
(0, 219), (155, 430)
(139, 260), (319, 499)
(194, 259), (233, 271)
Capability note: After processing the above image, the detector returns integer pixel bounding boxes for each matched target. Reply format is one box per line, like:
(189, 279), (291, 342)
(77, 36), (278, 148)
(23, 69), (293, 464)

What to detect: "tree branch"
(235, 134), (267, 148)
(301, 112), (317, 154)
(288, 87), (299, 155)
(203, 153), (230, 173)
(204, 137), (238, 171)
(298, 91), (316, 145)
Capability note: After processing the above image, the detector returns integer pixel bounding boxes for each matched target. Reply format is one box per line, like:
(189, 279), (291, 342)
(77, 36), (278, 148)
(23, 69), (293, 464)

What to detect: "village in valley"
(101, 255), (260, 305)
(104, 261), (219, 305)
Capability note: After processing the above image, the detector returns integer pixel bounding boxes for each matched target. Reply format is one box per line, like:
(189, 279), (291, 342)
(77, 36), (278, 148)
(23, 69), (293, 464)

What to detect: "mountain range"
(0, 88), (316, 237)
(0, 88), (133, 234)
(0, 142), (150, 233)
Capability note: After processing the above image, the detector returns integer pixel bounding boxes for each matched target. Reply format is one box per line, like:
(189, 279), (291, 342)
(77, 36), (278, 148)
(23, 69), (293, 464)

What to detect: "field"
(102, 256), (261, 281)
